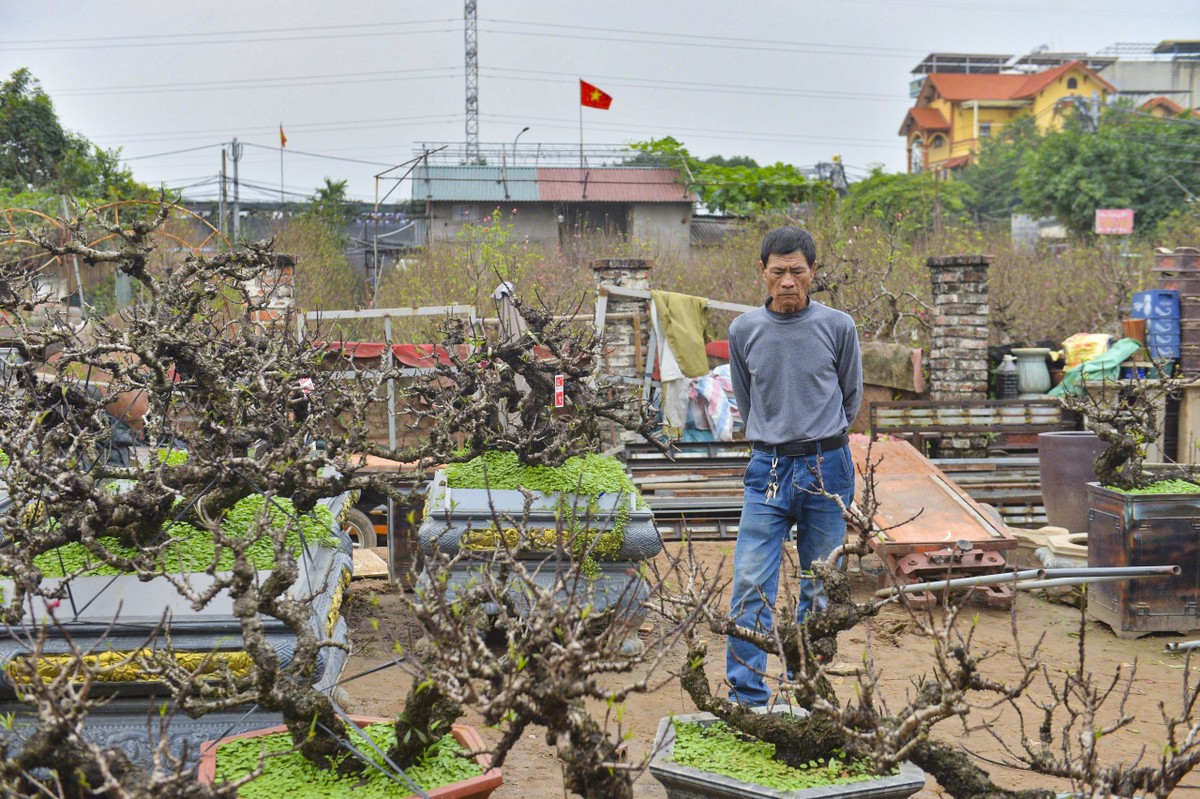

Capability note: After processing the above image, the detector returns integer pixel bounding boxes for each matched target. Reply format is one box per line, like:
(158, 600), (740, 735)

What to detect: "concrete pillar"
(927, 254), (991, 455)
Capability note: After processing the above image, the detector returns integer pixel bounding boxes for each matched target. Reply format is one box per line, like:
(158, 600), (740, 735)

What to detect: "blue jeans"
(726, 443), (855, 706)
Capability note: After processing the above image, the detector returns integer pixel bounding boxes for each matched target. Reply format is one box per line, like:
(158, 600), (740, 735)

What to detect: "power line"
(833, 0), (1188, 19)
(93, 115), (464, 146)
(483, 66), (903, 103)
(240, 142), (396, 167)
(0, 17), (458, 46)
(0, 20), (459, 52)
(1108, 106), (1200, 127)
(50, 67), (462, 98)
(121, 143), (227, 161)
(234, 180), (315, 199)
(479, 17), (924, 59)
(482, 112), (899, 150)
(157, 177), (223, 192)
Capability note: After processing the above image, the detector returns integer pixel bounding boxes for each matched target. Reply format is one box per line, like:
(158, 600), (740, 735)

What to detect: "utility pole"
(464, 0), (480, 164)
(219, 148), (228, 240)
(229, 138), (243, 243)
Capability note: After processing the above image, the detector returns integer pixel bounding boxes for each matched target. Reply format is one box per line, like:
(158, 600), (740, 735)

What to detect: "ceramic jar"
(1011, 347), (1052, 398)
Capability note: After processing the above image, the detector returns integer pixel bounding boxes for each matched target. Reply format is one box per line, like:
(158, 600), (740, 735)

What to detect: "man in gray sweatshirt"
(726, 225), (862, 706)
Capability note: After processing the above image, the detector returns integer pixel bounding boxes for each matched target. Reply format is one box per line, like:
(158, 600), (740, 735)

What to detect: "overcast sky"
(3, 0), (1198, 203)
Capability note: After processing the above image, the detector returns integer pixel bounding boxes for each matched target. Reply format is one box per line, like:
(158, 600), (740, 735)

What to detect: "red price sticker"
(554, 374), (565, 408)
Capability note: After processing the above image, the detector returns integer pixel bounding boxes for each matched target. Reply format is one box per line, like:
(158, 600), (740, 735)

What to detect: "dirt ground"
(340, 542), (1200, 798)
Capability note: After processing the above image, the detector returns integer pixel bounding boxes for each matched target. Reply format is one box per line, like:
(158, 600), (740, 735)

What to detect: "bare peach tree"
(404, 518), (718, 799)
(664, 447), (1200, 799)
(0, 203), (434, 792)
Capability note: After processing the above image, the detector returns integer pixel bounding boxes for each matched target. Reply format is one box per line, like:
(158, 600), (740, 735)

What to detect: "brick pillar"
(927, 254), (991, 455)
(592, 259), (652, 382)
(593, 259), (652, 445)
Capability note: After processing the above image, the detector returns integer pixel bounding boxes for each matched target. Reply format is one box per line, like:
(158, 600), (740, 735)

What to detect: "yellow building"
(899, 60), (1116, 175)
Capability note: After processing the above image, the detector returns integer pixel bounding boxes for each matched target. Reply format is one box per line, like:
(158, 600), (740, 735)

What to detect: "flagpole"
(579, 100), (584, 169)
(279, 123), (286, 205)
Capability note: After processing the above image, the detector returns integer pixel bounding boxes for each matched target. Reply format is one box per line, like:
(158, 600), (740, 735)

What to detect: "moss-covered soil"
(669, 719), (880, 792)
(215, 723), (483, 799)
(31, 495), (338, 577)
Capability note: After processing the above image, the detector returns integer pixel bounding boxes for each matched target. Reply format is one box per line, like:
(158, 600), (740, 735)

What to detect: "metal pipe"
(1165, 640), (1200, 652)
(1013, 573), (1172, 591)
(1043, 565), (1180, 579)
(875, 569), (1045, 598)
(876, 565), (1181, 598)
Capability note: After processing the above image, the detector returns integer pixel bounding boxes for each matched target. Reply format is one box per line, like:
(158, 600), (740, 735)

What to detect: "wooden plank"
(599, 283), (757, 315)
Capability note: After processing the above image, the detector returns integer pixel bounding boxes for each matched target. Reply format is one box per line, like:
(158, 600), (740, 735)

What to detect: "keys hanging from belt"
(765, 454), (780, 500)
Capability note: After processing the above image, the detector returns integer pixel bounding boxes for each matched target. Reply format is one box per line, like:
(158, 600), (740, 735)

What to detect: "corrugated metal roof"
(412, 165), (539, 202)
(536, 168), (694, 203)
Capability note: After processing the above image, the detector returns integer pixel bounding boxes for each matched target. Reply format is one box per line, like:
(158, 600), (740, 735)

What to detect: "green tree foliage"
(702, 154), (759, 168)
(260, 178), (363, 314)
(274, 204), (362, 313)
(629, 136), (834, 215)
(306, 177), (351, 233)
(843, 168), (975, 234)
(1018, 104), (1200, 237)
(1156, 204), (1200, 249)
(957, 113), (1042, 225)
(0, 68), (147, 205)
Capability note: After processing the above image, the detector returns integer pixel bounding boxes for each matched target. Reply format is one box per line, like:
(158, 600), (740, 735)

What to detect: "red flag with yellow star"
(580, 80), (612, 110)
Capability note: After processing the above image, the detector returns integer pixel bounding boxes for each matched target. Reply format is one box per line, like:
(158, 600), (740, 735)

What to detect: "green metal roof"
(412, 165), (539, 202)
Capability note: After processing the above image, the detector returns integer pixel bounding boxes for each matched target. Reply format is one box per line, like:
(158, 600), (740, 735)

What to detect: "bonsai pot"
(416, 469), (663, 641)
(0, 494), (355, 765)
(197, 715), (503, 799)
(649, 710), (926, 799)
(1086, 482), (1200, 638)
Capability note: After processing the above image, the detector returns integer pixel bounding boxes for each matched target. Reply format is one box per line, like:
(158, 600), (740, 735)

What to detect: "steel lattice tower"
(464, 0), (480, 163)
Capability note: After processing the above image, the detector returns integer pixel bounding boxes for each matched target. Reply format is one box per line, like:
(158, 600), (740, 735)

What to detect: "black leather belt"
(752, 433), (849, 457)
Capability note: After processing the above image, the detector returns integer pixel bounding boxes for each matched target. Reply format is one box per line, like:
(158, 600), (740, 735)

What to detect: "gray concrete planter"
(649, 710), (926, 799)
(0, 493), (355, 765)
(417, 469), (662, 635)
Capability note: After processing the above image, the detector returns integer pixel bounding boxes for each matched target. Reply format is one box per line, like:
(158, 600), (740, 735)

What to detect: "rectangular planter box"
(1086, 483), (1200, 637)
(418, 470), (661, 562)
(0, 493), (355, 764)
(649, 710), (926, 799)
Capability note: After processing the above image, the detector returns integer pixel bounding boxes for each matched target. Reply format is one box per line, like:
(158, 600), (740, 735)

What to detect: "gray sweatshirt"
(728, 300), (862, 446)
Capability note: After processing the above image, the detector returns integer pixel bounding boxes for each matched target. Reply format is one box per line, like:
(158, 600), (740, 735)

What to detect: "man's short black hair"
(760, 226), (816, 269)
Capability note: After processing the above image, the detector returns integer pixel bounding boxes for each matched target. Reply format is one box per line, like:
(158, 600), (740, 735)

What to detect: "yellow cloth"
(651, 289), (709, 379)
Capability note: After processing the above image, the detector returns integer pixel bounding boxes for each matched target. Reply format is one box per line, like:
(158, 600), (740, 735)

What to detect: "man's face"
(760, 251), (813, 313)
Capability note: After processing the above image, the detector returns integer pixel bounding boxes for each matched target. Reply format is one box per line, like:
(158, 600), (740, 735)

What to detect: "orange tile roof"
(1141, 95), (1185, 115)
(937, 155), (974, 170)
(924, 60), (1116, 102)
(1014, 60), (1116, 96)
(902, 107), (951, 133)
(925, 72), (1031, 102)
